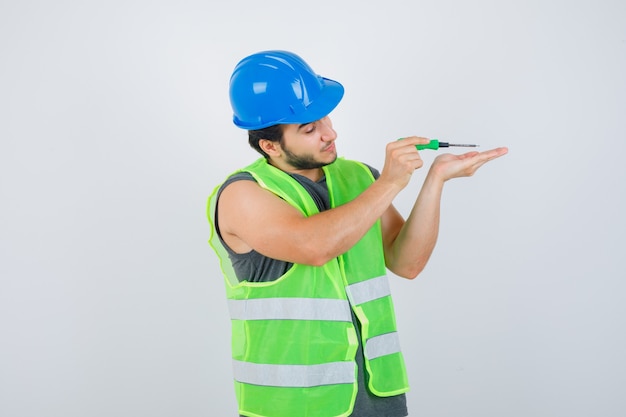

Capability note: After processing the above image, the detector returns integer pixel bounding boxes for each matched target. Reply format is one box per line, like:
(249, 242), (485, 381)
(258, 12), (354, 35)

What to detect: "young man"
(207, 50), (508, 417)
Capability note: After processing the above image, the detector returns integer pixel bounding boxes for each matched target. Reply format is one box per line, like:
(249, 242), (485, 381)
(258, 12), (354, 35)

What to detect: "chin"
(325, 153), (338, 164)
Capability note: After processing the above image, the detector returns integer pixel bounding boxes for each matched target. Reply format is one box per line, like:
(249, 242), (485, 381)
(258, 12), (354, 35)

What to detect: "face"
(279, 116), (338, 170)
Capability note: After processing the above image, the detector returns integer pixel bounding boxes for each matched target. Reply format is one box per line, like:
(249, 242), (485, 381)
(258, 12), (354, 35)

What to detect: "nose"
(319, 117), (336, 142)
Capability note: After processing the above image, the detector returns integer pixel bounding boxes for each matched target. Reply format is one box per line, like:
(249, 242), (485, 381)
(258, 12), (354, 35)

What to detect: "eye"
(305, 123), (316, 134)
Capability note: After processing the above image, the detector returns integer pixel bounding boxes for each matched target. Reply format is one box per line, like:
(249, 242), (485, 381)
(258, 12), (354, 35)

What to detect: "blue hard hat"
(229, 50), (344, 130)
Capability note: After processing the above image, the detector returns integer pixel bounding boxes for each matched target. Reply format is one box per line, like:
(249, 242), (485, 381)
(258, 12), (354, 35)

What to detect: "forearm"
(384, 146), (509, 278)
(386, 170), (444, 278)
(298, 178), (403, 265)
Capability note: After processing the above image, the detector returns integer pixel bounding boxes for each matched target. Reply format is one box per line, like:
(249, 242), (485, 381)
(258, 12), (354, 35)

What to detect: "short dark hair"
(248, 124), (284, 158)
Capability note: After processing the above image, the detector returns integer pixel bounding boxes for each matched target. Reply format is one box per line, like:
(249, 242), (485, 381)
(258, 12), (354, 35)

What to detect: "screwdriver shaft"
(440, 142), (479, 148)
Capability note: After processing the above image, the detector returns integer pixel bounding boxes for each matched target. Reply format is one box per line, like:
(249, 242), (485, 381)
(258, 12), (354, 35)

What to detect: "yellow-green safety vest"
(207, 157), (409, 417)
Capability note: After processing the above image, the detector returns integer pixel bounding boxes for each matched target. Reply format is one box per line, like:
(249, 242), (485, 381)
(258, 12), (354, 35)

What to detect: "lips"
(323, 143), (336, 152)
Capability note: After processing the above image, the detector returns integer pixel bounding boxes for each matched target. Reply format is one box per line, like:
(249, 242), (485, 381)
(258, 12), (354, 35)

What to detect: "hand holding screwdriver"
(394, 137), (507, 181)
(414, 139), (479, 151)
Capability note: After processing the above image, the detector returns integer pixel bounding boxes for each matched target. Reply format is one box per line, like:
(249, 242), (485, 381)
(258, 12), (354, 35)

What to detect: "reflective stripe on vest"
(345, 275), (391, 306)
(346, 276), (401, 360)
(228, 297), (352, 322)
(364, 332), (402, 360)
(232, 359), (356, 388)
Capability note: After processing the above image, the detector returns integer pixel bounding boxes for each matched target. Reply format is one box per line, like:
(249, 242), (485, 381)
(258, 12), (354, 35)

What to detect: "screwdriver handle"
(415, 139), (440, 150)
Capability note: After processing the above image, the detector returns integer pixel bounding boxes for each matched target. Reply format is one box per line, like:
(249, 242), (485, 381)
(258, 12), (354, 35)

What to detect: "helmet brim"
(235, 77), (344, 130)
(278, 77), (344, 126)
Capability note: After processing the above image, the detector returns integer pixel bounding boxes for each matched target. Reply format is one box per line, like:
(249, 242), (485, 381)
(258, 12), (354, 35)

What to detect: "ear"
(259, 139), (281, 157)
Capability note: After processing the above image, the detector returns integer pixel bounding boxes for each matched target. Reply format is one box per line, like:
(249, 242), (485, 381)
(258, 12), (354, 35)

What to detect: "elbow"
(408, 266), (424, 280)
(391, 263), (426, 280)
(400, 268), (423, 280)
(308, 257), (331, 267)
(299, 251), (331, 267)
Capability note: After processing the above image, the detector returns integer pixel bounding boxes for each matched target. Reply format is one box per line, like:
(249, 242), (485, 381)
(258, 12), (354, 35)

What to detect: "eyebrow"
(297, 122), (313, 131)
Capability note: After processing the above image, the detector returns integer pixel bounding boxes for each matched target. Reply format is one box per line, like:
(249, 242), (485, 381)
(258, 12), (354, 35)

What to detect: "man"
(207, 50), (508, 417)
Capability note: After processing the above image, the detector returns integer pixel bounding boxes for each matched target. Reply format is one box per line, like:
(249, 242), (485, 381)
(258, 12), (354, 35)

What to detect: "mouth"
(322, 142), (336, 153)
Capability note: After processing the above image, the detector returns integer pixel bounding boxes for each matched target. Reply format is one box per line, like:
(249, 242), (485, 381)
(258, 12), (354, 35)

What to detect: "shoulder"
(222, 171), (256, 187)
(216, 171), (256, 199)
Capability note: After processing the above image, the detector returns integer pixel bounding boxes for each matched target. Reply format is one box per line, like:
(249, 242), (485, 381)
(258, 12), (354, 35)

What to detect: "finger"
(467, 147), (508, 163)
(465, 147), (508, 172)
(481, 147), (509, 159)
(388, 141), (424, 158)
(395, 136), (431, 148)
(399, 152), (423, 167)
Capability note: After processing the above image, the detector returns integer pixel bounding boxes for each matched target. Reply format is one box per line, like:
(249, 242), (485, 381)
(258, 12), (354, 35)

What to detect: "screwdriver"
(415, 139), (479, 151)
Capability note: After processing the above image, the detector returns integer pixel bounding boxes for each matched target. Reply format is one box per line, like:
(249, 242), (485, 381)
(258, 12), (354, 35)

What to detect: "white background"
(1, 1), (625, 416)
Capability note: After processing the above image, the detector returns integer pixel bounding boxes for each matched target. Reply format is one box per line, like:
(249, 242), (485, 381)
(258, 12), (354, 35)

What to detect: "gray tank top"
(215, 166), (408, 417)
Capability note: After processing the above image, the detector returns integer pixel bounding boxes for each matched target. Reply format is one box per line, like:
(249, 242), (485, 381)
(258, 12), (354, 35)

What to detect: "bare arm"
(218, 137), (429, 266)
(382, 147), (509, 279)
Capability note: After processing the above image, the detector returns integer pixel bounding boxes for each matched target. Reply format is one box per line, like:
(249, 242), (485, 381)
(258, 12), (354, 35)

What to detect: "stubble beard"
(282, 146), (337, 170)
